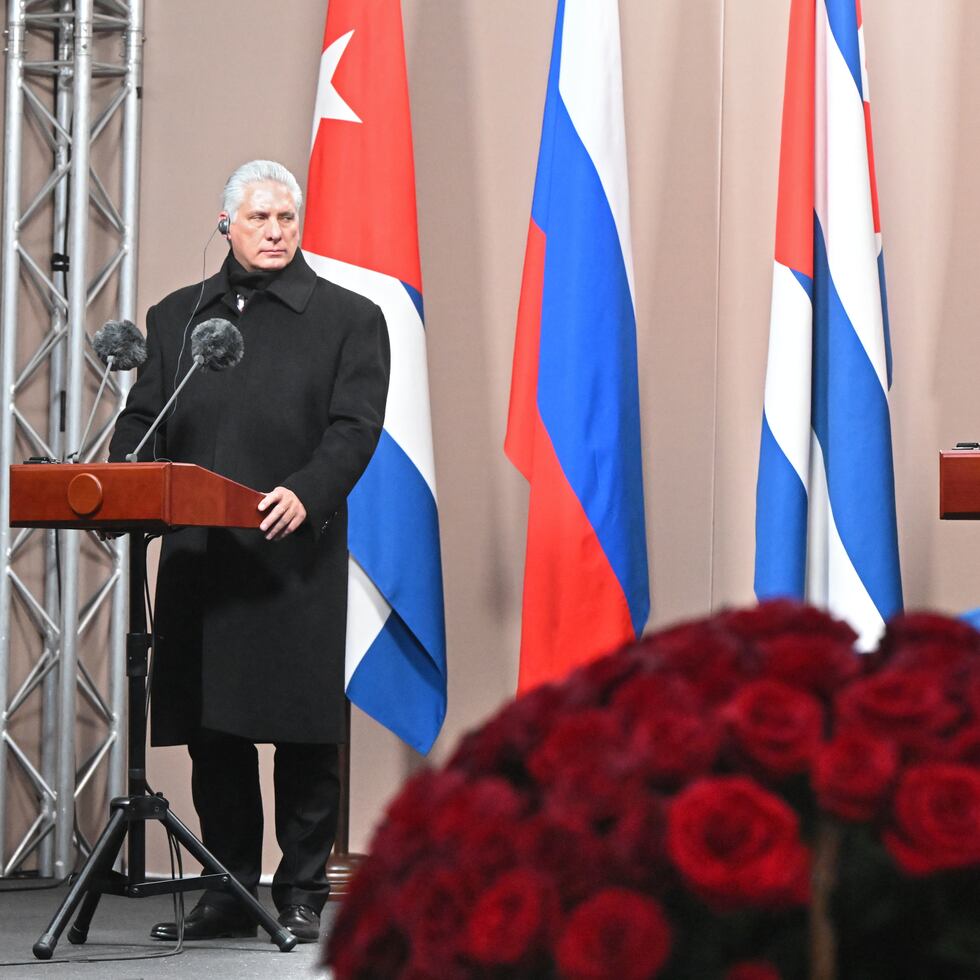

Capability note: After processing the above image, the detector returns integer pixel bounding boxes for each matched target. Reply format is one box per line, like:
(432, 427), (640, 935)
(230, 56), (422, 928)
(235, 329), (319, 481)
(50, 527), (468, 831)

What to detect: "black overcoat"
(109, 250), (389, 745)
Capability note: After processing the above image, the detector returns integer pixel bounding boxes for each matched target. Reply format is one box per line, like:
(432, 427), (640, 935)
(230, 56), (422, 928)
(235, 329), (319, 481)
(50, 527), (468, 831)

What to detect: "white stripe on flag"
(805, 436), (885, 650)
(345, 555), (390, 686)
(557, 0), (635, 306)
(764, 261), (813, 486)
(814, 0), (888, 393)
(302, 251), (438, 497)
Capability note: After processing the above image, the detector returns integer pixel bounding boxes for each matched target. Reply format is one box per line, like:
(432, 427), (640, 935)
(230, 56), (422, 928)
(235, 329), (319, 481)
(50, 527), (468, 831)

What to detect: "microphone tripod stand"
(32, 531), (297, 958)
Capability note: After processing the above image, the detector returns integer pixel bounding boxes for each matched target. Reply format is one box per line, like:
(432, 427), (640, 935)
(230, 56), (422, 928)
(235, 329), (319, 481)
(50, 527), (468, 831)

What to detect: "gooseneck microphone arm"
(68, 318), (148, 463)
(124, 317), (244, 463)
(125, 354), (204, 462)
(70, 355), (114, 463)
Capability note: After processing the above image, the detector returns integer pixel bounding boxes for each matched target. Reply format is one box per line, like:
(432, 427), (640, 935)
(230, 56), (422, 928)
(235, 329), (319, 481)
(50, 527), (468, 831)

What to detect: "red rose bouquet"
(324, 602), (980, 979)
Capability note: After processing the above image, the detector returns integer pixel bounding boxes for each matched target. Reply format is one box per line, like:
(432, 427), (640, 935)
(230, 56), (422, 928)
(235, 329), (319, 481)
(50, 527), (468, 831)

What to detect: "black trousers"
(187, 728), (340, 913)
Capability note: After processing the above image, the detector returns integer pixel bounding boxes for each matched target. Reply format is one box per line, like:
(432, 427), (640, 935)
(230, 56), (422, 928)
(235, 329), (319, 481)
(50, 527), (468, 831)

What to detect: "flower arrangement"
(324, 602), (980, 979)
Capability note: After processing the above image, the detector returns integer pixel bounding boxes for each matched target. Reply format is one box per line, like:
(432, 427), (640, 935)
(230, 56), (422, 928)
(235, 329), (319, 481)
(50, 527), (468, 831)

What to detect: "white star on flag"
(311, 29), (361, 148)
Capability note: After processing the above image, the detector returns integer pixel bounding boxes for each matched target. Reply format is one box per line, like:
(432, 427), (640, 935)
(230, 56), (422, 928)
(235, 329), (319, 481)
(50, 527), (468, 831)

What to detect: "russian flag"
(303, 0), (446, 753)
(506, 0), (649, 693)
(755, 0), (902, 648)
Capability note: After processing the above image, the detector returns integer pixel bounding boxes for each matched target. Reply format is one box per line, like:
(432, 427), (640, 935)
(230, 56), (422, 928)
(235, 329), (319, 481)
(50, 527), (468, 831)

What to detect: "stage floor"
(0, 881), (336, 978)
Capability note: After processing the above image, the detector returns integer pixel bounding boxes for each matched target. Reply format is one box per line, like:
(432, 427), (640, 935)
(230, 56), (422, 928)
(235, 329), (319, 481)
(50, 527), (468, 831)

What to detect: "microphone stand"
(68, 355), (114, 463)
(32, 529), (298, 957)
(125, 355), (203, 462)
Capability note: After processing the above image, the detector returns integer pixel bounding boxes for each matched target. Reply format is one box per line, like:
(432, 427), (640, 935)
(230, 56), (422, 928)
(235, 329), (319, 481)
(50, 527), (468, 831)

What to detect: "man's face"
(222, 180), (300, 272)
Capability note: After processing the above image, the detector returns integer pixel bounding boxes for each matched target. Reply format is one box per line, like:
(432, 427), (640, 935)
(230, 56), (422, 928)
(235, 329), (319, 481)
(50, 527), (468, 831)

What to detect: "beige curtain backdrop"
(4, 0), (980, 875)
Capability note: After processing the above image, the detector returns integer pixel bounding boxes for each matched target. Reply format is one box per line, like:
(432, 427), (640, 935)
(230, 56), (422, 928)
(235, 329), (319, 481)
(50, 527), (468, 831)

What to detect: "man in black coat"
(108, 160), (390, 943)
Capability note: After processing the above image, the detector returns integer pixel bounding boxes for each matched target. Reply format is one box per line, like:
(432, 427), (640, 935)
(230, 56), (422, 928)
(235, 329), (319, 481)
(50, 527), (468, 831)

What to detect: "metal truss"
(0, 0), (143, 878)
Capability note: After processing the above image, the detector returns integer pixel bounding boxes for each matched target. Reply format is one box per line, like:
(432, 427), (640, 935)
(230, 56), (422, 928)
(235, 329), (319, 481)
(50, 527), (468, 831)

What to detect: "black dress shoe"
(150, 900), (257, 941)
(277, 904), (320, 943)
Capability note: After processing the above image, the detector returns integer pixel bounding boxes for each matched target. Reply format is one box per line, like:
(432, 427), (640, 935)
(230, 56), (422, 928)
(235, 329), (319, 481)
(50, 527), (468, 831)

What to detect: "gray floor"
(0, 882), (336, 979)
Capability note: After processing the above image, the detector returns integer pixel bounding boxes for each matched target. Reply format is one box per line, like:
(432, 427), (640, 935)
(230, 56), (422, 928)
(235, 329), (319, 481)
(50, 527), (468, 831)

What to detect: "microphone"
(125, 318), (244, 462)
(190, 316), (245, 370)
(69, 319), (147, 462)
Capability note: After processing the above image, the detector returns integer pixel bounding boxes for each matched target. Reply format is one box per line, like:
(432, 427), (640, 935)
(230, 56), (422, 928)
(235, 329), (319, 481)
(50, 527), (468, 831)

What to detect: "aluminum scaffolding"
(0, 0), (143, 879)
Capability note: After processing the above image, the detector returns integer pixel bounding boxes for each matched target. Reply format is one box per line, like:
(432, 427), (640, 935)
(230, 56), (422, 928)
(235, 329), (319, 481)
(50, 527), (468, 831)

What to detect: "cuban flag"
(505, 0), (649, 693)
(755, 0), (902, 649)
(303, 0), (446, 753)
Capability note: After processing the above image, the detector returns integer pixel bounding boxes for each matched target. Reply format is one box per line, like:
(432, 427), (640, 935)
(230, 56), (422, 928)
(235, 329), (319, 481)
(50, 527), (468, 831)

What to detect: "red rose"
(325, 900), (409, 978)
(517, 810), (608, 905)
(612, 672), (703, 721)
(393, 867), (474, 966)
(880, 612), (980, 655)
(887, 640), (973, 678)
(607, 795), (669, 888)
(429, 777), (525, 845)
(556, 889), (672, 980)
(724, 679), (824, 778)
(463, 869), (559, 966)
(965, 672), (980, 719)
(638, 621), (746, 704)
(836, 669), (960, 752)
(813, 729), (899, 821)
(726, 962), (782, 980)
(757, 634), (860, 697)
(449, 682), (574, 777)
(940, 723), (980, 767)
(546, 765), (645, 829)
(633, 705), (722, 786)
(884, 762), (980, 874)
(372, 770), (467, 869)
(667, 776), (810, 908)
(564, 647), (643, 704)
(527, 708), (623, 788)
(447, 716), (520, 778)
(720, 600), (857, 645)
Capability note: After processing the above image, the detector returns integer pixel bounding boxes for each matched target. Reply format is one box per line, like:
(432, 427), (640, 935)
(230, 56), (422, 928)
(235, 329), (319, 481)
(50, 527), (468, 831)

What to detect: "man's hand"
(258, 486), (307, 541)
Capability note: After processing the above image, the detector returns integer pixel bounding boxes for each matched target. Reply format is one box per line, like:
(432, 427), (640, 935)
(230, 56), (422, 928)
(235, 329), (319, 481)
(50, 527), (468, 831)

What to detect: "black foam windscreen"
(92, 319), (147, 370)
(190, 317), (244, 371)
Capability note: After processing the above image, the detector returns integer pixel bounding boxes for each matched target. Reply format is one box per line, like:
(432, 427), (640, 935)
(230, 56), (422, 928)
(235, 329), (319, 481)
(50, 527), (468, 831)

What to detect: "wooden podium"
(939, 450), (980, 519)
(9, 462), (297, 957)
(10, 461), (264, 531)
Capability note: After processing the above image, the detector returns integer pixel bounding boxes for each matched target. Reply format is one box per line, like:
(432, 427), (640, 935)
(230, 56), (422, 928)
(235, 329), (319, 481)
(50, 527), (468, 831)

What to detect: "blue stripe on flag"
(755, 411), (809, 599)
(811, 215), (903, 620)
(824, 0), (863, 99)
(347, 612), (446, 755)
(533, 92), (649, 637)
(878, 250), (893, 389)
(530, 0), (566, 228)
(348, 429), (446, 676)
(792, 268), (814, 301)
(401, 281), (425, 324)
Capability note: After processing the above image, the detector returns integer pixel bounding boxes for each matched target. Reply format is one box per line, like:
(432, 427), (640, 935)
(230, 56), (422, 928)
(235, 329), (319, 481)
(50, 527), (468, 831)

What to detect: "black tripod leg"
(161, 809), (297, 952)
(33, 807), (129, 960)
(66, 890), (103, 946)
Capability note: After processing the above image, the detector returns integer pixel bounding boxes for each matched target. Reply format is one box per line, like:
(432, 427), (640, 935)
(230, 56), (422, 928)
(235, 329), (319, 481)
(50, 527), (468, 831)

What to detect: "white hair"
(221, 160), (303, 220)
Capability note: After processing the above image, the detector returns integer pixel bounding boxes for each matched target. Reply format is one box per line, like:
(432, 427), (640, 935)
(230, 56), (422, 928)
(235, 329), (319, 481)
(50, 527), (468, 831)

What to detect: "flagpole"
(326, 698), (364, 900)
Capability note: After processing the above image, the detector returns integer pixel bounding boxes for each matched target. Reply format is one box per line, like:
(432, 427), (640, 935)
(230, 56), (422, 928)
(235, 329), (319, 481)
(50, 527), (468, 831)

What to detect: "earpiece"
(218, 216), (230, 236)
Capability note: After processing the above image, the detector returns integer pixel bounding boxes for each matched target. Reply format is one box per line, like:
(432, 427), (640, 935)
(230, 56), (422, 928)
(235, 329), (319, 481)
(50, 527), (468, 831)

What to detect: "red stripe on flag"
(517, 415), (636, 694)
(774, 0), (815, 277)
(504, 219), (546, 479)
(302, 0), (422, 291)
(864, 101), (881, 235)
(506, 219), (634, 691)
